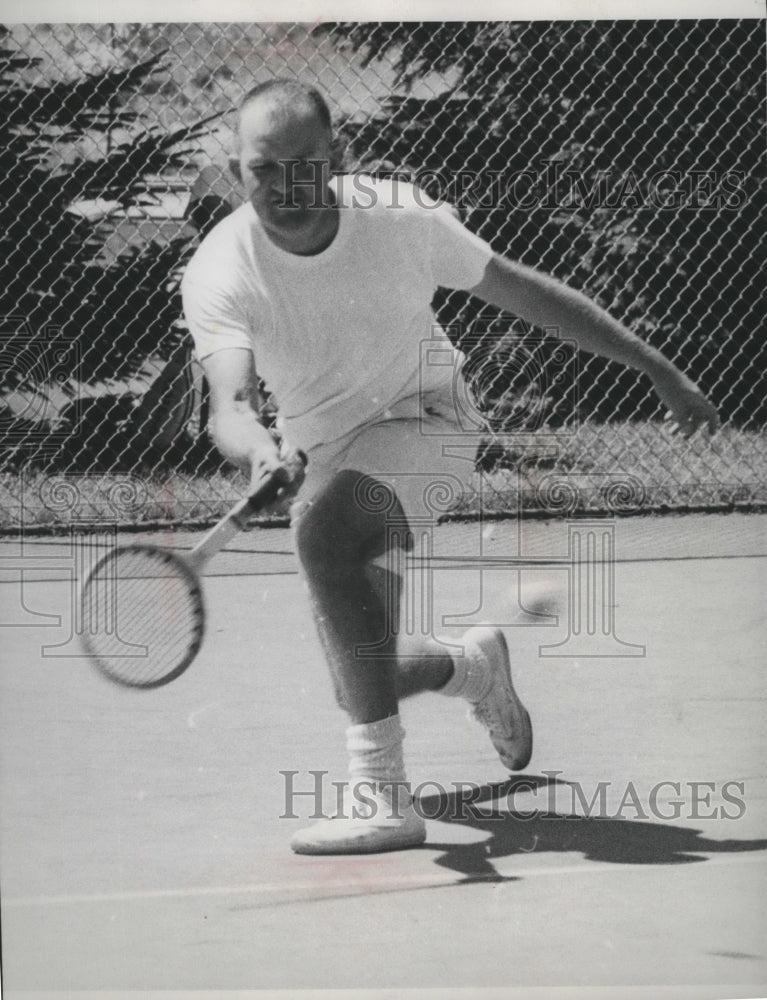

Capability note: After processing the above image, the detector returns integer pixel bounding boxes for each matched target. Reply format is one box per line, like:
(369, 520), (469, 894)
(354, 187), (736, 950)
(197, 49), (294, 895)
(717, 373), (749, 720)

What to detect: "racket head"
(79, 543), (205, 689)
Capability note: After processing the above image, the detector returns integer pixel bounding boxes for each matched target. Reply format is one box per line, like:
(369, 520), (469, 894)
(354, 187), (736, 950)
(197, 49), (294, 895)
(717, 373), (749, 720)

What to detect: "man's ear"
(228, 156), (243, 184)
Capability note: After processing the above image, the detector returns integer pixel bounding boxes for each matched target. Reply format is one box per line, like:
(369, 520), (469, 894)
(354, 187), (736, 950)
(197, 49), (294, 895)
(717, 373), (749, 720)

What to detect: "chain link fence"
(1, 20), (764, 528)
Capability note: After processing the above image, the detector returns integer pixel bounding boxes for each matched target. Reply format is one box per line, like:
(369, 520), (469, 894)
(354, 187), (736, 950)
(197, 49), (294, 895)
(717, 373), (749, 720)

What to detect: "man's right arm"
(182, 247), (302, 491)
(201, 347), (283, 488)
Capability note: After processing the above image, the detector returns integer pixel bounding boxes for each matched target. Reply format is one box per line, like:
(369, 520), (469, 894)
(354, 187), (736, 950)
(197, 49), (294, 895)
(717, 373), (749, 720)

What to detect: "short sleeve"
(181, 261), (253, 362)
(427, 200), (494, 291)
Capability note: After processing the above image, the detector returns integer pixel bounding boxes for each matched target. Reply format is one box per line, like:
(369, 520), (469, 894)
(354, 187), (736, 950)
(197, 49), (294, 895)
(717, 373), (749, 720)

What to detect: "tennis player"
(181, 80), (718, 855)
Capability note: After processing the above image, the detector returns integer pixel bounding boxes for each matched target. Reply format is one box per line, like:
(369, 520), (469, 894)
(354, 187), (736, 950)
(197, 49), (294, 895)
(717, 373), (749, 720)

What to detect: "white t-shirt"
(181, 175), (494, 451)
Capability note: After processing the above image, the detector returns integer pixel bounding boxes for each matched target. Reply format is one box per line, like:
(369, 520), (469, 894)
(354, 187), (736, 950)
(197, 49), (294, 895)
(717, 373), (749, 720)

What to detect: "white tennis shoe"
(465, 626), (533, 771)
(290, 779), (426, 855)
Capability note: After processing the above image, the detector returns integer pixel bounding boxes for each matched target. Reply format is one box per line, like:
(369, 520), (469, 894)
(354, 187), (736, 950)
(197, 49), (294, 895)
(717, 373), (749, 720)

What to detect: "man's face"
(231, 102), (333, 242)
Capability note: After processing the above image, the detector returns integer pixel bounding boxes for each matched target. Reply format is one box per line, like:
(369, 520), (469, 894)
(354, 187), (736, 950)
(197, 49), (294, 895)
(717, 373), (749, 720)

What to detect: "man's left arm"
(470, 255), (719, 437)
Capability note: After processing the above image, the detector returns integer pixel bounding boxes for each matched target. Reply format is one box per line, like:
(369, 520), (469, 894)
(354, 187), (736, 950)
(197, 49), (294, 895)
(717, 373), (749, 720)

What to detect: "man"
(181, 80), (718, 855)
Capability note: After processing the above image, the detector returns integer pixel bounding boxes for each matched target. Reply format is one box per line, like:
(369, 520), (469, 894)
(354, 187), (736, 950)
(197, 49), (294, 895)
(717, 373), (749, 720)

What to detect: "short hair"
(238, 79), (332, 132)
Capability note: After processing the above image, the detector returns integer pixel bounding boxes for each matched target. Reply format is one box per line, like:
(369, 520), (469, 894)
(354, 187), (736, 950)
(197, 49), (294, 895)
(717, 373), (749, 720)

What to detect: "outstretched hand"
(652, 368), (719, 438)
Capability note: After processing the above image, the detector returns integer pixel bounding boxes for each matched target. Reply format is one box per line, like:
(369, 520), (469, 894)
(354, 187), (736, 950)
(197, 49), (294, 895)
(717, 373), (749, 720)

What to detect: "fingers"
(706, 402), (721, 434)
(662, 412), (686, 437)
(663, 402), (719, 438)
(250, 441), (306, 489)
(276, 446), (307, 498)
(689, 398), (720, 437)
(279, 445), (307, 477)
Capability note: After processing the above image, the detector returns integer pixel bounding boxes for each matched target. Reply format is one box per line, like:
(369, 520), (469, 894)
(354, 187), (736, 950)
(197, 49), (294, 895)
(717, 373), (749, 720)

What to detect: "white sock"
(439, 640), (490, 703)
(346, 714), (407, 787)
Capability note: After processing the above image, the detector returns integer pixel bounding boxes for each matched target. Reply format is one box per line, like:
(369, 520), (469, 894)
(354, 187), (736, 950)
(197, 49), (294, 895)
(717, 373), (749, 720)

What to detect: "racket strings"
(80, 547), (204, 688)
(84, 564), (188, 638)
(90, 571), (194, 641)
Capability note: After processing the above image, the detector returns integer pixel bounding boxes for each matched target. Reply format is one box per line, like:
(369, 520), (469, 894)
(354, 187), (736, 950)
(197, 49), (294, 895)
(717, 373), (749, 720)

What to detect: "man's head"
(229, 80), (336, 246)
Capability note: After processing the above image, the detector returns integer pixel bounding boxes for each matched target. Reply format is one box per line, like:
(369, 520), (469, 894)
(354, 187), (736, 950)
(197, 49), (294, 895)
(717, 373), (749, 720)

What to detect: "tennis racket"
(79, 462), (301, 689)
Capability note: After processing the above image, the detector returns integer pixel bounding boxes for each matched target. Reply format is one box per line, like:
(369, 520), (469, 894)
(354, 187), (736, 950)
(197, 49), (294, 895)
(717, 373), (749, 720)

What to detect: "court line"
(1, 551), (765, 585)
(410, 553), (767, 566)
(5, 850), (765, 909)
(0, 543), (297, 563)
(11, 545), (761, 564)
(0, 571), (299, 584)
(1, 541), (765, 565)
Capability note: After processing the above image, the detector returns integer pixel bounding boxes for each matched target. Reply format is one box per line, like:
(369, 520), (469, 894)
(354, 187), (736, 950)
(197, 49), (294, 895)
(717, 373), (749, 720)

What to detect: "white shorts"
(290, 389), (480, 533)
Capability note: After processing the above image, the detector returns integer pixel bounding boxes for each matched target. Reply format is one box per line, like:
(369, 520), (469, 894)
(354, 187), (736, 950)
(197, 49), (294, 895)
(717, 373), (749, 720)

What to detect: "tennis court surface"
(0, 511), (765, 999)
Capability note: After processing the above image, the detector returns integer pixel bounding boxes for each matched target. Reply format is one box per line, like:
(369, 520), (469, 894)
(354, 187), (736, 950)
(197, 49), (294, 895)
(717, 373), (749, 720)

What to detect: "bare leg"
(294, 469), (457, 722)
(294, 470), (401, 724)
(364, 562), (455, 699)
(289, 469), (532, 854)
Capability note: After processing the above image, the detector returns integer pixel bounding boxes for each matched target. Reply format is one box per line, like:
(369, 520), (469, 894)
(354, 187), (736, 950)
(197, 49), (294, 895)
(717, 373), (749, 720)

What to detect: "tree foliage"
(0, 26), (215, 466)
(318, 21), (765, 427)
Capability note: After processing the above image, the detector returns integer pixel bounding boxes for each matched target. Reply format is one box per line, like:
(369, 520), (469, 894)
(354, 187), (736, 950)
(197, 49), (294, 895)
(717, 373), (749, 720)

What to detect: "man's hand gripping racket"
(79, 449), (306, 689)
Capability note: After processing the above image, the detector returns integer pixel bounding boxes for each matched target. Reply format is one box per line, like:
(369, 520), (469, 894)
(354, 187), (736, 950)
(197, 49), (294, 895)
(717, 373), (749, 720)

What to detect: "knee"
(294, 505), (349, 578)
(294, 470), (388, 578)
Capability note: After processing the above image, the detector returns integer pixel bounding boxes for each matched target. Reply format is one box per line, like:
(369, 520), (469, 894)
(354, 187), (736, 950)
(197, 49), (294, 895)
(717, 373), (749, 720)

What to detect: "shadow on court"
(419, 777), (767, 883)
(0, 513), (765, 993)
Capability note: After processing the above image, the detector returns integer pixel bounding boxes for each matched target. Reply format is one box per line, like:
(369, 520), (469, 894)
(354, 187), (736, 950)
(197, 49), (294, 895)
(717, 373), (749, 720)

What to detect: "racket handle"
(241, 463), (293, 519)
(241, 447), (307, 517)
(187, 455), (306, 570)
